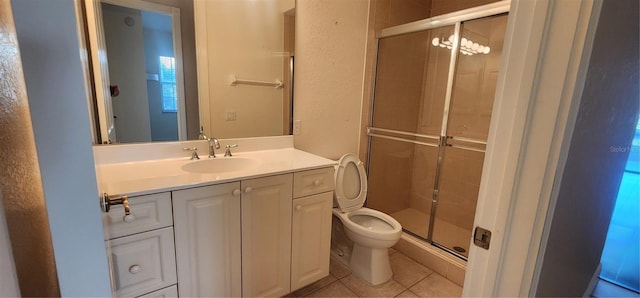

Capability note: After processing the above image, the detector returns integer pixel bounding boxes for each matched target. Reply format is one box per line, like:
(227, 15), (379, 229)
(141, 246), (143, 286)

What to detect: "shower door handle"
(473, 226), (492, 250)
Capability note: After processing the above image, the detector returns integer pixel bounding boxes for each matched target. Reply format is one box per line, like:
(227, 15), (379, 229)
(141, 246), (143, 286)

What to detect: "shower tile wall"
(372, 0), (432, 30)
(372, 31), (431, 132)
(368, 138), (415, 215)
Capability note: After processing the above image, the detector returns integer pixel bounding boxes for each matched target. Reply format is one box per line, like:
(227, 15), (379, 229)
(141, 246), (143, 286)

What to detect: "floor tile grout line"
(394, 271), (434, 291)
(336, 278), (362, 297)
(301, 278), (340, 297)
(394, 289), (416, 298)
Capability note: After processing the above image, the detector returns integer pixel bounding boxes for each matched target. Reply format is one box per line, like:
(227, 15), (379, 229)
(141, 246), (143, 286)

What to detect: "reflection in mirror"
(195, 0), (295, 139)
(101, 2), (187, 142)
(85, 0), (295, 144)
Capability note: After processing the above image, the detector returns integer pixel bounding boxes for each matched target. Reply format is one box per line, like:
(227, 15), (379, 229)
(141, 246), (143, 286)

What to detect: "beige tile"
(418, 249), (449, 277)
(341, 274), (406, 298)
(390, 252), (433, 288)
(396, 289), (420, 297)
(330, 256), (352, 279)
(389, 247), (398, 255)
(393, 237), (426, 263)
(410, 273), (462, 297)
(394, 238), (448, 277)
(287, 275), (337, 297)
(305, 280), (358, 297)
(446, 264), (465, 287)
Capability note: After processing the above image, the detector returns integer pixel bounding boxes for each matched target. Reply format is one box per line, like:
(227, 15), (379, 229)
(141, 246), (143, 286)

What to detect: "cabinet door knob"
(295, 205), (302, 211)
(129, 264), (141, 274)
(232, 189), (241, 196)
(244, 187), (253, 193)
(313, 180), (321, 186)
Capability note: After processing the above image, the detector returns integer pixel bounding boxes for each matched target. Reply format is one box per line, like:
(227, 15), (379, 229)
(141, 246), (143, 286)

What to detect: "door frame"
(464, 0), (602, 296)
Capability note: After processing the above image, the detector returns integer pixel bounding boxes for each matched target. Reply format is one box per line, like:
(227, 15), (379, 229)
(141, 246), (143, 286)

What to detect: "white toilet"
(332, 153), (402, 285)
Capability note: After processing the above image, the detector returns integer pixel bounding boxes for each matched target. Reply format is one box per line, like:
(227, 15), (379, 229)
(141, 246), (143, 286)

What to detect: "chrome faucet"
(198, 126), (208, 140)
(208, 137), (221, 158)
(199, 127), (220, 158)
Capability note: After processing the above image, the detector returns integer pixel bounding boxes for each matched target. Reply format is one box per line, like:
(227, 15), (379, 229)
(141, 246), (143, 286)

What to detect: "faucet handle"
(224, 144), (238, 157)
(183, 147), (200, 160)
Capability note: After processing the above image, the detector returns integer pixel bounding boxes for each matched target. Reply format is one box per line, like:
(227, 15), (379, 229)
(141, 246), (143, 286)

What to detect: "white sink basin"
(181, 157), (259, 174)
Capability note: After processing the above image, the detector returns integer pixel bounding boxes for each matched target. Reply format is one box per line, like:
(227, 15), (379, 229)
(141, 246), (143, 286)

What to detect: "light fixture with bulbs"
(431, 35), (490, 56)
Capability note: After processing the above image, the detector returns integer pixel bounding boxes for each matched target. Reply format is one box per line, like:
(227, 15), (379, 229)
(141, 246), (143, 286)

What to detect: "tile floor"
(287, 249), (462, 297)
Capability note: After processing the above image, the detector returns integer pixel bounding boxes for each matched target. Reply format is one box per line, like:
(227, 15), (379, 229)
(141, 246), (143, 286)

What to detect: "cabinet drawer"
(108, 227), (177, 297)
(293, 168), (335, 198)
(104, 192), (172, 240)
(138, 285), (178, 297)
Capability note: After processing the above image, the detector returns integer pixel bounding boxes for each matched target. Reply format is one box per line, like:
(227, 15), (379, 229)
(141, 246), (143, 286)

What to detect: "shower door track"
(377, 1), (511, 39)
(367, 1), (511, 260)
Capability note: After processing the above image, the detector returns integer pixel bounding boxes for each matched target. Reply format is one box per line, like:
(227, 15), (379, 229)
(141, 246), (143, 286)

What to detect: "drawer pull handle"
(244, 187), (253, 194)
(313, 180), (321, 186)
(128, 264), (141, 274)
(123, 214), (136, 223)
(296, 205), (302, 211)
(100, 193), (134, 222)
(232, 189), (241, 196)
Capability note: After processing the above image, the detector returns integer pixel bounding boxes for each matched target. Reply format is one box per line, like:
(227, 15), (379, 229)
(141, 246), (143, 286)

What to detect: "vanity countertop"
(96, 148), (337, 196)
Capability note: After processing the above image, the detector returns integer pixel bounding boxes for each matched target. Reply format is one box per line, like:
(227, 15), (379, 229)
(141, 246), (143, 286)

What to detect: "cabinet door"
(172, 182), (241, 297)
(241, 174), (293, 297)
(291, 192), (333, 291)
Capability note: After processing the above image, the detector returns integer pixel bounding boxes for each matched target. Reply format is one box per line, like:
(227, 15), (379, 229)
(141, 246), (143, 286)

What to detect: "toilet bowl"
(332, 153), (402, 285)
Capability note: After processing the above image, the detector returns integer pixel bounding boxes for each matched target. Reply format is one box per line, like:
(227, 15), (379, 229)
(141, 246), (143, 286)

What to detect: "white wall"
(102, 4), (153, 143)
(198, 0), (286, 139)
(293, 0), (369, 160)
(10, 0), (112, 296)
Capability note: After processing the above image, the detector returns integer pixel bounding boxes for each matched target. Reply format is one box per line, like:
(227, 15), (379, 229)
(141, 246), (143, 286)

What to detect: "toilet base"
(349, 243), (392, 285)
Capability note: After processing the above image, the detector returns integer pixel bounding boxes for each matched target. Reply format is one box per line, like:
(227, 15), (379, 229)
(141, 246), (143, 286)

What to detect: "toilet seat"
(332, 208), (402, 242)
(334, 153), (367, 213)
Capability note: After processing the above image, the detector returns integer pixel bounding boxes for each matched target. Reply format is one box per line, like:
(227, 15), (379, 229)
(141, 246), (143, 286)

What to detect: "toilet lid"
(334, 153), (367, 213)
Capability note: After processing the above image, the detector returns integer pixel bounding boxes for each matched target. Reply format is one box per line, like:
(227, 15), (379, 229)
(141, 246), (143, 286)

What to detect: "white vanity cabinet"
(102, 163), (334, 297)
(172, 182), (242, 297)
(291, 168), (334, 291)
(103, 192), (177, 297)
(241, 174), (294, 297)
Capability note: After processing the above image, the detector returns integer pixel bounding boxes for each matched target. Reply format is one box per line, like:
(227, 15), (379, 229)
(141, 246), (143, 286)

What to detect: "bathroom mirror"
(85, 0), (295, 144)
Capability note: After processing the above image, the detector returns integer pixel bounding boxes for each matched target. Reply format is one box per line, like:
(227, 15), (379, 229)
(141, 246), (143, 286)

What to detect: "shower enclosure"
(366, 6), (508, 258)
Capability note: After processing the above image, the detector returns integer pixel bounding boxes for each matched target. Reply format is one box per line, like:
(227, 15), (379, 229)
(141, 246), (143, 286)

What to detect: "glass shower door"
(366, 26), (454, 239)
(367, 11), (508, 259)
(431, 14), (509, 256)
